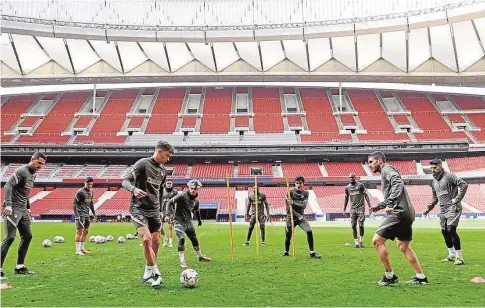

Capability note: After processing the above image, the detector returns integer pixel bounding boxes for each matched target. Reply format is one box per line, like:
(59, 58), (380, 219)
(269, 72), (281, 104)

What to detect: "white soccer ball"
(106, 235), (114, 242)
(126, 233), (134, 240)
(94, 236), (104, 244)
(54, 236), (65, 243)
(89, 235), (96, 242)
(180, 269), (199, 288)
(118, 236), (125, 243)
(42, 239), (52, 248)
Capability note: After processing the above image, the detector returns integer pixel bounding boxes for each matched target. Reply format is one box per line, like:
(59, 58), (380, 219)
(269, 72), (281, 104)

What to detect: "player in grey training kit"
(1, 152), (46, 281)
(368, 151), (427, 286)
(167, 179), (211, 269)
(160, 179), (178, 248)
(281, 176), (321, 258)
(344, 173), (371, 248)
(73, 177), (96, 256)
(122, 141), (174, 288)
(424, 158), (468, 265)
(243, 185), (270, 247)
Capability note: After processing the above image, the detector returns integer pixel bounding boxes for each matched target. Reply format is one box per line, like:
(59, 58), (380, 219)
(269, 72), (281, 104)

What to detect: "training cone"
(470, 276), (485, 284)
(0, 283), (12, 290)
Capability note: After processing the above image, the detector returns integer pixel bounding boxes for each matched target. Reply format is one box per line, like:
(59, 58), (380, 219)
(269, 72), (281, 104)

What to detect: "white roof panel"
(67, 39), (100, 73)
(138, 42), (170, 72)
(332, 36), (356, 71)
(453, 21), (484, 71)
(430, 24), (457, 71)
(283, 40), (308, 71)
(117, 42), (148, 72)
(90, 40), (122, 72)
(235, 42), (261, 71)
(408, 27), (430, 71)
(0, 34), (21, 74)
(213, 43), (239, 71)
(357, 34), (380, 71)
(11, 34), (50, 73)
(165, 43), (193, 72)
(307, 38), (332, 71)
(474, 17), (485, 46)
(187, 43), (216, 71)
(382, 31), (406, 71)
(260, 41), (285, 71)
(37, 37), (73, 73)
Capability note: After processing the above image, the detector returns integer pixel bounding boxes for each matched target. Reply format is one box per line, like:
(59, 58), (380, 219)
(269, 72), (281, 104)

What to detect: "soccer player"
(243, 185), (270, 247)
(423, 158), (468, 265)
(167, 179), (211, 269)
(368, 151), (428, 286)
(160, 179), (178, 248)
(73, 177), (96, 256)
(343, 173), (371, 248)
(281, 176), (321, 258)
(1, 152), (46, 280)
(122, 141), (174, 288)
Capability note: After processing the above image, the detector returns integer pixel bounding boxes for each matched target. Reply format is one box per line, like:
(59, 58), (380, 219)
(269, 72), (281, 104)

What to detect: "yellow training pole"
(226, 171), (235, 261)
(254, 176), (260, 256)
(285, 172), (296, 259)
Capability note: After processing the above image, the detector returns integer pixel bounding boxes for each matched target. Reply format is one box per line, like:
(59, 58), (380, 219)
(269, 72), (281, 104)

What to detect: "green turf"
(1, 220), (485, 307)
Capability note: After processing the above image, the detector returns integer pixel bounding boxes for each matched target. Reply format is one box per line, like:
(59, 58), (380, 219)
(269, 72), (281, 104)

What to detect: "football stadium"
(1, 0), (485, 306)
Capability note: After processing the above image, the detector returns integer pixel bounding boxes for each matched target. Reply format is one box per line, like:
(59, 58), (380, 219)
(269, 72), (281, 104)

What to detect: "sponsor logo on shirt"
(437, 190), (449, 197)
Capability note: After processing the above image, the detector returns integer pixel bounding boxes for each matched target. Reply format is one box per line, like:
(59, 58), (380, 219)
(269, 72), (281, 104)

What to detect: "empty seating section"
(252, 88), (283, 133)
(166, 164), (188, 177)
(281, 163), (321, 177)
(200, 88), (232, 133)
(54, 165), (83, 177)
(323, 162), (366, 176)
(386, 161), (417, 175)
(18, 117), (41, 126)
(238, 164), (273, 177)
(3, 164), (23, 177)
(451, 95), (485, 110)
(75, 90), (137, 144)
(191, 164), (233, 178)
(0, 187), (42, 204)
(468, 114), (485, 142)
(463, 184), (485, 212)
(77, 165), (105, 178)
(36, 163), (60, 177)
(349, 90), (407, 141)
(403, 185), (440, 214)
(198, 187), (236, 213)
(145, 88), (185, 133)
(73, 116), (93, 128)
(127, 117), (145, 128)
(339, 114), (355, 125)
(235, 116), (249, 127)
(313, 186), (348, 213)
(100, 165), (127, 178)
(398, 93), (468, 141)
(447, 114), (466, 123)
(393, 115), (410, 125)
(96, 189), (131, 215)
(287, 115), (302, 127)
(1, 95), (38, 134)
(431, 94), (448, 101)
(17, 92), (90, 144)
(446, 157), (485, 173)
(249, 187), (294, 215)
(301, 132), (352, 143)
(181, 117), (196, 128)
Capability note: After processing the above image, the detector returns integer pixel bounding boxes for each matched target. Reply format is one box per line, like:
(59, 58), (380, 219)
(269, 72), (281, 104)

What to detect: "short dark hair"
(430, 158), (442, 165)
(156, 141), (174, 154)
(368, 151), (386, 163)
(166, 178), (173, 183)
(85, 177), (94, 183)
(32, 151), (47, 160)
(295, 176), (305, 183)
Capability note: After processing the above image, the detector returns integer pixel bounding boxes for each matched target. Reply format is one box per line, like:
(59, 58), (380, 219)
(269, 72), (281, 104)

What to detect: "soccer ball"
(54, 236), (64, 243)
(180, 269), (199, 288)
(95, 236), (106, 244)
(89, 235), (96, 242)
(106, 235), (114, 242)
(118, 236), (125, 243)
(126, 233), (134, 240)
(42, 239), (52, 248)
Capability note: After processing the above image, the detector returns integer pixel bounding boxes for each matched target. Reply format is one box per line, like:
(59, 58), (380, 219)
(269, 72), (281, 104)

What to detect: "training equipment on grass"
(89, 236), (95, 242)
(285, 172), (296, 259)
(226, 170), (235, 261)
(106, 235), (114, 242)
(126, 233), (134, 240)
(42, 239), (52, 248)
(118, 236), (126, 243)
(471, 276), (485, 284)
(180, 269), (199, 288)
(54, 236), (64, 243)
(95, 236), (106, 244)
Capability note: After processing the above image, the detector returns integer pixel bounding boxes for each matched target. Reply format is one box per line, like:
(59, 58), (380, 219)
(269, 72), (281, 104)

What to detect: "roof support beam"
(257, 41), (264, 71)
(86, 40), (101, 58)
(232, 42), (241, 58)
(280, 41), (287, 59)
(210, 43), (218, 72)
(471, 20), (485, 55)
(114, 41), (124, 74)
(449, 22), (460, 73)
(354, 24), (359, 72)
(305, 40), (311, 72)
(163, 43), (172, 73)
(9, 34), (24, 75)
(137, 42), (149, 59)
(405, 17), (410, 73)
(33, 36), (50, 59)
(64, 38), (76, 74)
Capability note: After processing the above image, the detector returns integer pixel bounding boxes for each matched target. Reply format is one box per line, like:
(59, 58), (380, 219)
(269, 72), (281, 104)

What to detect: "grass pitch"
(1, 220), (485, 307)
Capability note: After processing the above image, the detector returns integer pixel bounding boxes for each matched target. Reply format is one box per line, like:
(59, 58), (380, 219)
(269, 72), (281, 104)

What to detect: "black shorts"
(350, 210), (365, 224)
(130, 210), (162, 233)
(376, 217), (413, 241)
(75, 217), (91, 229)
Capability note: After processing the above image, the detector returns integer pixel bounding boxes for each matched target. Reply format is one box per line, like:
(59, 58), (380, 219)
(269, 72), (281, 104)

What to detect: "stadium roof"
(1, 0), (485, 86)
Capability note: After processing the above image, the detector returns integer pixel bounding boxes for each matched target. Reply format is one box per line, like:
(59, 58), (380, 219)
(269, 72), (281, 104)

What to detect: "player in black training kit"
(281, 176), (321, 259)
(368, 151), (427, 286)
(122, 141), (174, 288)
(1, 152), (46, 281)
(167, 179), (211, 269)
(424, 158), (468, 265)
(243, 185), (270, 247)
(73, 177), (96, 256)
(160, 179), (178, 248)
(344, 173), (371, 248)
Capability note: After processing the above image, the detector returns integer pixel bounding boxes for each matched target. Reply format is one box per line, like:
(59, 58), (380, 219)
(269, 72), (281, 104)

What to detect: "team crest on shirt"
(14, 213), (17, 219)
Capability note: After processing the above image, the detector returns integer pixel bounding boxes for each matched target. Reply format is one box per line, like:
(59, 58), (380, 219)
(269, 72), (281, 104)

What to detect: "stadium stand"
(191, 164), (234, 178)
(145, 88), (185, 134)
(252, 88), (284, 133)
(200, 88), (232, 134)
(323, 162), (367, 176)
(281, 163), (322, 177)
(446, 157), (485, 173)
(238, 163), (273, 177)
